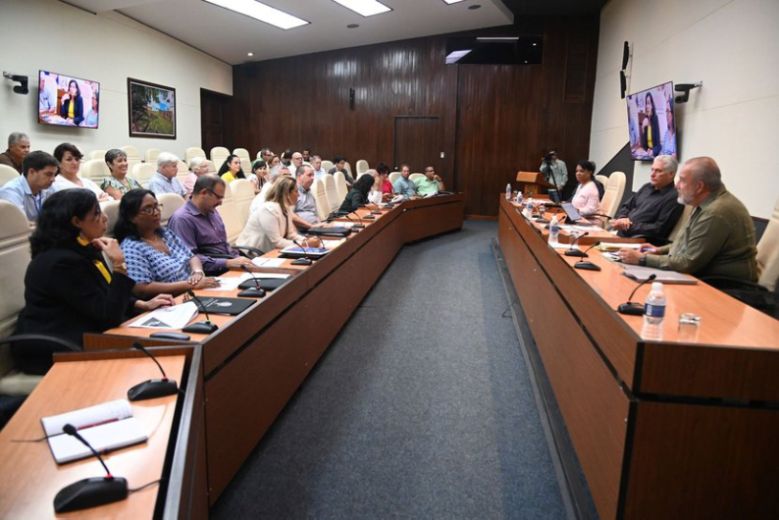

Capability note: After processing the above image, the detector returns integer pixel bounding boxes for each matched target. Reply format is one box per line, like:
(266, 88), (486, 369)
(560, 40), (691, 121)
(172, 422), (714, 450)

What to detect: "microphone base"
(291, 258), (313, 265)
(564, 249), (588, 257)
(182, 321), (218, 334)
(617, 302), (645, 315)
(362, 215), (375, 220)
(127, 379), (178, 401)
(352, 224), (365, 230)
(54, 476), (128, 513)
(574, 261), (601, 271)
(238, 287), (266, 298)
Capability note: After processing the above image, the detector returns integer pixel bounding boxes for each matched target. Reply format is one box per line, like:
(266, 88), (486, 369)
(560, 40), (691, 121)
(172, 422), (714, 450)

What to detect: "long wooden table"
(498, 196), (779, 519)
(0, 347), (205, 519)
(84, 194), (465, 504)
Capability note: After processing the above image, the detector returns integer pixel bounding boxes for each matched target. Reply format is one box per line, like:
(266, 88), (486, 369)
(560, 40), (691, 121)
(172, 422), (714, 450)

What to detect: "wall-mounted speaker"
(621, 41), (630, 70)
(619, 70), (627, 99)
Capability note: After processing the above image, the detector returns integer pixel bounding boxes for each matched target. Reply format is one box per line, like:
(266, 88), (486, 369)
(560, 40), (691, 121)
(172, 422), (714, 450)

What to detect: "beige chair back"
(334, 171), (348, 202)
(80, 159), (110, 183)
(210, 147), (230, 170)
(230, 179), (255, 227)
(355, 159), (369, 175)
(599, 171), (626, 218)
(145, 148), (160, 163)
(205, 160), (217, 174)
(323, 174), (340, 213)
(321, 160), (334, 173)
(87, 149), (106, 161)
(131, 163), (156, 188)
(101, 199), (120, 237)
(595, 174), (608, 186)
(217, 179), (252, 245)
(757, 197), (779, 291)
(186, 147), (206, 163)
(157, 193), (186, 226)
(233, 148), (251, 162)
(0, 164), (20, 185)
(0, 201), (42, 392)
(121, 146), (141, 162)
(312, 178), (331, 221)
(343, 161), (353, 177)
(409, 173), (425, 184)
(389, 172), (402, 185)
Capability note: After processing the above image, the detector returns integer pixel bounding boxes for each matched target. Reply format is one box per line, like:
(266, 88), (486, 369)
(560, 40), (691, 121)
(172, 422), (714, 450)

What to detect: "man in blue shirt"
(149, 152), (185, 197)
(393, 164), (417, 199)
(0, 150), (58, 221)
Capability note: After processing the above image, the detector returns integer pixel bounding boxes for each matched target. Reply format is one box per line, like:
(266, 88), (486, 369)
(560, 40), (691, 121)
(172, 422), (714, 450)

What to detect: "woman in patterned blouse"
(114, 189), (220, 298)
(101, 149), (142, 199)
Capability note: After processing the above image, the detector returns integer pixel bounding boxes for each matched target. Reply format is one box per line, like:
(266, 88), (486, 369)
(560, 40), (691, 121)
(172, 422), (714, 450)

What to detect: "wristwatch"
(638, 255), (647, 267)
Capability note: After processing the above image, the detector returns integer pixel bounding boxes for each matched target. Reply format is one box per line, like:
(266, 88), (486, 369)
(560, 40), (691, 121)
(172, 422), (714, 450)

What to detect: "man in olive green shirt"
(620, 157), (758, 282)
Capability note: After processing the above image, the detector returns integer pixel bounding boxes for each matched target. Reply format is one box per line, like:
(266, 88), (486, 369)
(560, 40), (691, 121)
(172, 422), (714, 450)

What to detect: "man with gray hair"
(149, 151), (185, 196)
(293, 164), (319, 230)
(611, 154), (683, 245)
(620, 156), (758, 282)
(0, 132), (31, 174)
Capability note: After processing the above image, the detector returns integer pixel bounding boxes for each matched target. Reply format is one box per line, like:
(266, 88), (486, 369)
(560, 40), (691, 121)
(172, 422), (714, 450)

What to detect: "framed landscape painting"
(128, 78), (176, 139)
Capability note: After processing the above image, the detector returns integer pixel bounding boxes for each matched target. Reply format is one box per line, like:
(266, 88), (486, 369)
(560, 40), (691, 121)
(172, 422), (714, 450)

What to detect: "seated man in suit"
(620, 157), (758, 282)
(167, 175), (254, 275)
(611, 154), (683, 245)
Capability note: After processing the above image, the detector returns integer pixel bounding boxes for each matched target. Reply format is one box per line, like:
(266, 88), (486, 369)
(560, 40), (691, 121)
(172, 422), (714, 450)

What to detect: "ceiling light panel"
(330, 0), (392, 17)
(443, 0), (467, 4)
(203, 0), (308, 30)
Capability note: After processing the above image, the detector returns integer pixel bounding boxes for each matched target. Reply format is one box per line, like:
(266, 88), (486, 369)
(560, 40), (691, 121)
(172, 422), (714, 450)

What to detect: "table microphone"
(617, 273), (657, 315)
(564, 232), (590, 257)
(182, 290), (219, 334)
(53, 423), (128, 513)
(127, 342), (178, 401)
(292, 238), (314, 266)
(238, 264), (266, 298)
(332, 210), (364, 230)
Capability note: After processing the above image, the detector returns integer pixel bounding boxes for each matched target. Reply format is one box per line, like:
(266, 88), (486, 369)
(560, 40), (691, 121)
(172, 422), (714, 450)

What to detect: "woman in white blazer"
(237, 176), (318, 252)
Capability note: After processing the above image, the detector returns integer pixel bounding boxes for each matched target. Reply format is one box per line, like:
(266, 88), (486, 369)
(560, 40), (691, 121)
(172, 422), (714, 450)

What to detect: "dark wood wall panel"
(229, 17), (598, 216)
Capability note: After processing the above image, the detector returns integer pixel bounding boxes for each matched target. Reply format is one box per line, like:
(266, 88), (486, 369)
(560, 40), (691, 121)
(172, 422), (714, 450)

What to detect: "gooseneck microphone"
(573, 241), (602, 271)
(292, 238), (314, 266)
(182, 290), (219, 334)
(238, 264), (266, 298)
(564, 231), (590, 257)
(53, 423), (128, 513)
(127, 342), (178, 401)
(330, 210), (365, 230)
(617, 273), (658, 315)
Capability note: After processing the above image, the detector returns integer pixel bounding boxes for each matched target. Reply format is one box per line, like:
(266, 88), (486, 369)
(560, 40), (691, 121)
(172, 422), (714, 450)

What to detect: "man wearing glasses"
(415, 166), (444, 197)
(168, 175), (254, 275)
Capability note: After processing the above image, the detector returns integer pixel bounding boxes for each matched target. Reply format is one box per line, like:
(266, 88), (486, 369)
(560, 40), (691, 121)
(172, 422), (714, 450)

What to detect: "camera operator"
(539, 149), (568, 199)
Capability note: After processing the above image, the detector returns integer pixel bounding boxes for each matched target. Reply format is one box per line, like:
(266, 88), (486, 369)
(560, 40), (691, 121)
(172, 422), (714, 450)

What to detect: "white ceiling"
(66, 0), (514, 64)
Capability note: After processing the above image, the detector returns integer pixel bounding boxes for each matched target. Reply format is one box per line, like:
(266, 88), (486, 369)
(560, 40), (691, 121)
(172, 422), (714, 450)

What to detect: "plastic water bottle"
(515, 190), (523, 205)
(505, 183), (512, 200)
(644, 282), (666, 325)
(548, 215), (560, 244)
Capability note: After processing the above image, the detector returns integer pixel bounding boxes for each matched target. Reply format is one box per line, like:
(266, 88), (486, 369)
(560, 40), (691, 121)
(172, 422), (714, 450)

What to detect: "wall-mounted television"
(626, 81), (676, 161)
(38, 70), (100, 129)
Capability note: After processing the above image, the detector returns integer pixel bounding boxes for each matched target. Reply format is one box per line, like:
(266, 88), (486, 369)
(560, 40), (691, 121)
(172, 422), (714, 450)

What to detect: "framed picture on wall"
(127, 78), (176, 139)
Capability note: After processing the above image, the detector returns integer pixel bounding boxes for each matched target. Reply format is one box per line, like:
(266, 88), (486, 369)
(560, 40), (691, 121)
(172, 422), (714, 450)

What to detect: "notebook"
(621, 265), (698, 284)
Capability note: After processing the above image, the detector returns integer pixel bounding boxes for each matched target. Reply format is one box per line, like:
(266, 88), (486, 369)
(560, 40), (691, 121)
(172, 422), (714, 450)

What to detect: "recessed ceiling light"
(330, 0), (391, 17)
(247, 52), (254, 57)
(468, 4), (481, 9)
(347, 23), (359, 28)
(442, 0), (467, 4)
(203, 0), (308, 30)
(445, 49), (472, 64)
(532, 42), (537, 47)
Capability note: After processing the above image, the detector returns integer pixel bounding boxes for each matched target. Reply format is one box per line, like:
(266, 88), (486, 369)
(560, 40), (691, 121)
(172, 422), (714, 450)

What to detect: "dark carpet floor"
(211, 220), (566, 519)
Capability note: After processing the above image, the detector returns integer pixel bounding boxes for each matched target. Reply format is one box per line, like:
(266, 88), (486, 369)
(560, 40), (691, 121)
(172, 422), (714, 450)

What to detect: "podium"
(515, 171), (552, 197)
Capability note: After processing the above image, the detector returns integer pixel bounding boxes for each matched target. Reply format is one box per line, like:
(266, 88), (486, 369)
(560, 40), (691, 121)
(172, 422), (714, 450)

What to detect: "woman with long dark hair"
(59, 79), (84, 126)
(12, 189), (173, 374)
(218, 154), (246, 183)
(115, 189), (219, 298)
(339, 172), (376, 213)
(640, 92), (662, 157)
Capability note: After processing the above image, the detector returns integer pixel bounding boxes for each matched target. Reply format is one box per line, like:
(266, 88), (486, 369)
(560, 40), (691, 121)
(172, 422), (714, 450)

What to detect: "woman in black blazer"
(338, 172), (376, 214)
(59, 79), (84, 126)
(12, 189), (173, 374)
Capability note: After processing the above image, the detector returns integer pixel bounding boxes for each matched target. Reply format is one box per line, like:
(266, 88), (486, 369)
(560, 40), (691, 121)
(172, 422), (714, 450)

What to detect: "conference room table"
(0, 346), (205, 519)
(497, 196), (779, 519)
(83, 194), (465, 504)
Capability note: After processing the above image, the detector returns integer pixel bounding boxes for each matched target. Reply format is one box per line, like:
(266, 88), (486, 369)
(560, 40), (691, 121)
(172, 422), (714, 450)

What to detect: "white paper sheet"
(128, 301), (198, 329)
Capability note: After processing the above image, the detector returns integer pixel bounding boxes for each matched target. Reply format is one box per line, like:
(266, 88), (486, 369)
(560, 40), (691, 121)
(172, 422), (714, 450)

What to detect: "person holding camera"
(539, 149), (568, 198)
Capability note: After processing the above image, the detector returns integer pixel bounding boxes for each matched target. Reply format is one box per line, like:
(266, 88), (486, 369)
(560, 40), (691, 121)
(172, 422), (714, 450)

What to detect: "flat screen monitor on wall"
(626, 81), (676, 161)
(38, 70), (100, 129)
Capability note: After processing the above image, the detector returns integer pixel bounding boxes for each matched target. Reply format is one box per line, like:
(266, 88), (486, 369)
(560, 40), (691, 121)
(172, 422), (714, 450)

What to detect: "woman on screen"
(59, 79), (84, 126)
(640, 92), (662, 157)
(12, 189), (173, 374)
(571, 160), (601, 217)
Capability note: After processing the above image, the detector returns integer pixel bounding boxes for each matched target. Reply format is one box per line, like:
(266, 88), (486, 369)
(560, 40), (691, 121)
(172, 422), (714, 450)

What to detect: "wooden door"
(393, 116), (445, 181)
(200, 89), (232, 153)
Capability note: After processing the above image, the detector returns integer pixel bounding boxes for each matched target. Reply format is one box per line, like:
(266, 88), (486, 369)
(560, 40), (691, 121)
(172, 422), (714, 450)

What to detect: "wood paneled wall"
(229, 17), (598, 216)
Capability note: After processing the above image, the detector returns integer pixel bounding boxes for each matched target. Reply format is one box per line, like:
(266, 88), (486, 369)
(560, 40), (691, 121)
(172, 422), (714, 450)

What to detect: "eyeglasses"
(139, 203), (164, 215)
(208, 189), (225, 201)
